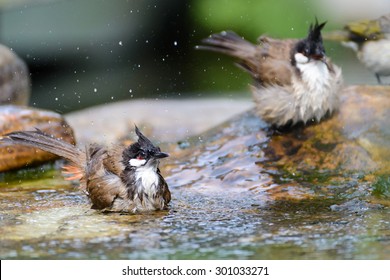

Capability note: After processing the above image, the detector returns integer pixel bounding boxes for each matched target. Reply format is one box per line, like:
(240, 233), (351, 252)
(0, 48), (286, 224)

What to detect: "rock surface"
(0, 44), (30, 106)
(0, 86), (389, 260)
(0, 105), (75, 172)
(166, 85), (390, 202)
(65, 98), (252, 145)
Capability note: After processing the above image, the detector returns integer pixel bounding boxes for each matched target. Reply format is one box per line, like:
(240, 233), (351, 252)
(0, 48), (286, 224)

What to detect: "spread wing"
(84, 144), (127, 210)
(254, 36), (298, 86)
(199, 31), (297, 86)
(103, 144), (126, 175)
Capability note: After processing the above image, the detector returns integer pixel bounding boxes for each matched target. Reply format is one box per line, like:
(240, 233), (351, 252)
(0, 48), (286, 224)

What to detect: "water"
(1, 105), (389, 259)
(1, 177), (389, 259)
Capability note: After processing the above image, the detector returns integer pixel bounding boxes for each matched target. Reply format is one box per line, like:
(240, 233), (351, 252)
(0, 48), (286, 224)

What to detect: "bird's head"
(123, 125), (169, 168)
(294, 20), (327, 64)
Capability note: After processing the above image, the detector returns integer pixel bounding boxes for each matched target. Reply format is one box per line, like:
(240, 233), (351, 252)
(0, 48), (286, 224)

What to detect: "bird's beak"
(153, 152), (169, 159)
(310, 50), (325, 61)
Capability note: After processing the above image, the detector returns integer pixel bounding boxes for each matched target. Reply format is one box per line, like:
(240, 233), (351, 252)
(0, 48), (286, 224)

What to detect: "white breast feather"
(359, 39), (390, 76)
(293, 56), (340, 123)
(135, 164), (159, 198)
(251, 54), (342, 126)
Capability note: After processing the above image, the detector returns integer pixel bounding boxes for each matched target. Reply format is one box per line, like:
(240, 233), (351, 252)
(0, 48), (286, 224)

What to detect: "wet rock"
(258, 85), (390, 173)
(0, 86), (389, 260)
(65, 98), (252, 145)
(0, 106), (75, 172)
(330, 198), (383, 214)
(167, 85), (390, 203)
(0, 44), (30, 106)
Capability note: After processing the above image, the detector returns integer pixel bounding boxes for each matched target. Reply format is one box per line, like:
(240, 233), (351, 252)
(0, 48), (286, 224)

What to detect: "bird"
(1, 126), (171, 213)
(197, 20), (343, 128)
(323, 13), (390, 84)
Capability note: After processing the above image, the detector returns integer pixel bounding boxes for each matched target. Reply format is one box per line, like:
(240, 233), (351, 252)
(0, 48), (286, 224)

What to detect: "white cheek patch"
(129, 158), (146, 167)
(295, 53), (309, 64)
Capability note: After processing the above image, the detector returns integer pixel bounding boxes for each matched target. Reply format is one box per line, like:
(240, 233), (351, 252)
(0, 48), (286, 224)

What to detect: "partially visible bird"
(324, 13), (390, 84)
(0, 126), (171, 213)
(198, 20), (343, 128)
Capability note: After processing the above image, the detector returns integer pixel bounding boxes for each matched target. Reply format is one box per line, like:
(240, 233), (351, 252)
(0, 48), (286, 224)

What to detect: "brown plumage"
(1, 127), (170, 213)
(198, 21), (343, 127)
(200, 31), (297, 86)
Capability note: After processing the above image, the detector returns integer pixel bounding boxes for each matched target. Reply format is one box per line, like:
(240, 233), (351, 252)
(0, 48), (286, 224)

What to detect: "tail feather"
(62, 165), (84, 181)
(197, 30), (260, 79)
(3, 129), (85, 166)
(197, 30), (257, 59)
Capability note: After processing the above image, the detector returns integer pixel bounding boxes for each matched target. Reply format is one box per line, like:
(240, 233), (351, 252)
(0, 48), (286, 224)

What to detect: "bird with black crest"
(0, 125), (171, 213)
(198, 19), (343, 129)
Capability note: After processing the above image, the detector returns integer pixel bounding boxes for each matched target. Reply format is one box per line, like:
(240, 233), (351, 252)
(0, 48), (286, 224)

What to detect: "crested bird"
(323, 13), (390, 84)
(1, 126), (171, 213)
(198, 20), (343, 128)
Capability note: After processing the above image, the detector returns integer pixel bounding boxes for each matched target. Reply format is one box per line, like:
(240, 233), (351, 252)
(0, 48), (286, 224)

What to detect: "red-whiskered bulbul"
(1, 126), (171, 213)
(198, 20), (343, 127)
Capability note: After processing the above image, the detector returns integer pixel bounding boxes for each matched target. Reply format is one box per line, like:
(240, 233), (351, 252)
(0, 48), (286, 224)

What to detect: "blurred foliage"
(0, 0), (360, 110)
(191, 0), (323, 41)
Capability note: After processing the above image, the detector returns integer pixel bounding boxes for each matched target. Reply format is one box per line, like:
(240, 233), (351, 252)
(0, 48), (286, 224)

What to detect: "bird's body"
(353, 39), (390, 81)
(1, 127), (170, 213)
(199, 21), (343, 127)
(324, 14), (390, 83)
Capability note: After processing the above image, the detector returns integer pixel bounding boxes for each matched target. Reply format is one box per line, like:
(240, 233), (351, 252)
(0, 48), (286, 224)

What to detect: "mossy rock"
(166, 85), (390, 202)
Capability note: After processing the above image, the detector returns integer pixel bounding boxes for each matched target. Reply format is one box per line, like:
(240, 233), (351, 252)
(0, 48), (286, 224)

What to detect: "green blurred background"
(0, 0), (385, 113)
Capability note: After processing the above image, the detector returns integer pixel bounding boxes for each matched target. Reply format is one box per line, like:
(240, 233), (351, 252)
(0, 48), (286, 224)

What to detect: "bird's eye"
(137, 151), (146, 159)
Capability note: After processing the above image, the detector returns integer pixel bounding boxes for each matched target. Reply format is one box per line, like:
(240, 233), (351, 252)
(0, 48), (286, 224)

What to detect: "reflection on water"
(1, 105), (390, 259)
(1, 182), (389, 259)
